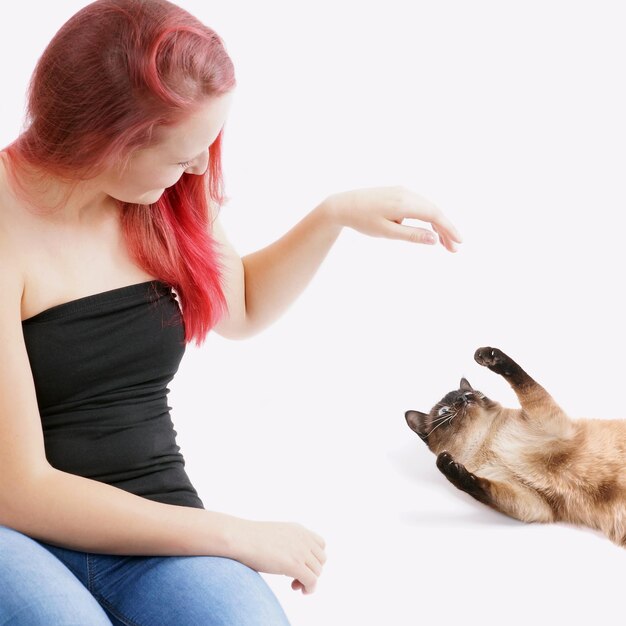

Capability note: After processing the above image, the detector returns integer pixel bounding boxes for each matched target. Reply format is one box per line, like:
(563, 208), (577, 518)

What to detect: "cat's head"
(405, 377), (500, 455)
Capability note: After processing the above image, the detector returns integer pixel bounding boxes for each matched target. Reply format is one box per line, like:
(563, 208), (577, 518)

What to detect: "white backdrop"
(3, 1), (626, 625)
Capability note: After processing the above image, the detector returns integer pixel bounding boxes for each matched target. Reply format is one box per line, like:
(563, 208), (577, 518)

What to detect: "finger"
(297, 565), (318, 595)
(427, 218), (462, 246)
(394, 211), (459, 249)
(382, 221), (437, 245)
(312, 544), (327, 566)
(306, 544), (327, 577)
(397, 192), (463, 243)
(313, 533), (326, 550)
(432, 225), (445, 246)
(433, 223), (459, 252)
(433, 225), (458, 253)
(292, 579), (313, 595)
(433, 218), (463, 244)
(414, 202), (462, 243)
(443, 233), (459, 253)
(306, 558), (323, 577)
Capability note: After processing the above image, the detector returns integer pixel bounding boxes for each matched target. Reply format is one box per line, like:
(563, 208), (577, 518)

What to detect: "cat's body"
(405, 347), (626, 547)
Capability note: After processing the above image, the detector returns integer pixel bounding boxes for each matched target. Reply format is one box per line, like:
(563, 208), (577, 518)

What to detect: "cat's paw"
(436, 451), (490, 503)
(474, 347), (512, 375)
(474, 346), (503, 367)
(436, 451), (469, 481)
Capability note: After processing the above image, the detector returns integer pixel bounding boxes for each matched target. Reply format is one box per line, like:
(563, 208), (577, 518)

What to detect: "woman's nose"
(186, 150), (210, 175)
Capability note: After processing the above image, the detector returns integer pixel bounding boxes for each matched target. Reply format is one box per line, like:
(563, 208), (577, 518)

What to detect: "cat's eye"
(437, 406), (449, 416)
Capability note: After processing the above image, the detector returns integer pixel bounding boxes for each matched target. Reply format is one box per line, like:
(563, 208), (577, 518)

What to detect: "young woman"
(0, 0), (462, 624)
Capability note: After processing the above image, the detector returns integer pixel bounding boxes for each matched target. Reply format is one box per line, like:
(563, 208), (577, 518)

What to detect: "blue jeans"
(0, 524), (291, 625)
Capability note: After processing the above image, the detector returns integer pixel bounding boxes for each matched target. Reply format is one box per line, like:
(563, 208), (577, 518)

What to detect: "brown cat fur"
(405, 347), (626, 547)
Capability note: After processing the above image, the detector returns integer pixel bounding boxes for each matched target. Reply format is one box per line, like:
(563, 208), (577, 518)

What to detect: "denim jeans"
(0, 524), (291, 625)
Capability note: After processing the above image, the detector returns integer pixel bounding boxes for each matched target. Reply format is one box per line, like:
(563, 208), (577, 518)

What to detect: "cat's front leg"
(474, 346), (559, 413)
(435, 452), (556, 523)
(475, 346), (570, 437)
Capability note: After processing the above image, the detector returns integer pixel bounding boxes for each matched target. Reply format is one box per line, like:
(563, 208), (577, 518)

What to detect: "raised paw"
(474, 346), (516, 377)
(474, 346), (505, 368)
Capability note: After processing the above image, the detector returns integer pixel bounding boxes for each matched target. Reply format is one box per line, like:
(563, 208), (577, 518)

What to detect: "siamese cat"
(405, 347), (626, 547)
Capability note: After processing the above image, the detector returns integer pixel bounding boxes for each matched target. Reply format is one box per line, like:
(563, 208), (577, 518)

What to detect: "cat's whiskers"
(430, 413), (453, 425)
(426, 416), (453, 437)
(426, 409), (460, 437)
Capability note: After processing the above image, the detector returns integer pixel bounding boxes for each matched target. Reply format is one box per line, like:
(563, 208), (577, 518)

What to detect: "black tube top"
(21, 280), (204, 509)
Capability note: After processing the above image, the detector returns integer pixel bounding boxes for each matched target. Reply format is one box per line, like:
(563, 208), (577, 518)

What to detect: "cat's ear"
(405, 410), (429, 442)
(460, 377), (473, 391)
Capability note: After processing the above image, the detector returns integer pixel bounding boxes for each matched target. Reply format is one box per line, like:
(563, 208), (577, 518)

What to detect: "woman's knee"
(111, 554), (291, 626)
(194, 557), (291, 626)
(0, 525), (112, 625)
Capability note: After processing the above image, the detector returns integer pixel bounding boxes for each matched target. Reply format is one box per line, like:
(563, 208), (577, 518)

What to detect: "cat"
(405, 346), (626, 547)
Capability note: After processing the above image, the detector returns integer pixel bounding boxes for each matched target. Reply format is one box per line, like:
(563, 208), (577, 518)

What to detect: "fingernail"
(425, 233), (436, 244)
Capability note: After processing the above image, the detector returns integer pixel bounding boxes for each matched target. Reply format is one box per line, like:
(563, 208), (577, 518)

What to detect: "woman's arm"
(0, 244), (324, 593)
(211, 186), (462, 339)
(212, 201), (341, 339)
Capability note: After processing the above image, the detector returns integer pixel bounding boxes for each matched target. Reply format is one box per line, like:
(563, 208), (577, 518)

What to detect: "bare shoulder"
(0, 151), (23, 236)
(0, 154), (26, 303)
(0, 223), (25, 311)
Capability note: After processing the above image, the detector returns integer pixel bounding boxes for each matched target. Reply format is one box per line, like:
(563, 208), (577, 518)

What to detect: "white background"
(3, 1), (626, 625)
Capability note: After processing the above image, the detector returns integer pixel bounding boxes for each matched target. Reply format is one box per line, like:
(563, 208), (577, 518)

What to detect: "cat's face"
(405, 378), (500, 456)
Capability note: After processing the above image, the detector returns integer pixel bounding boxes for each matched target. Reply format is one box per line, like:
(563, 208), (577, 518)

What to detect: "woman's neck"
(0, 151), (114, 226)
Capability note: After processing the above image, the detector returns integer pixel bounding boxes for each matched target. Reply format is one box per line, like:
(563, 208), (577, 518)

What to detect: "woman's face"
(102, 91), (234, 204)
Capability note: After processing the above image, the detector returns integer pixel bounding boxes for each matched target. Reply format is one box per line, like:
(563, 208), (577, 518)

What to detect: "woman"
(0, 0), (462, 624)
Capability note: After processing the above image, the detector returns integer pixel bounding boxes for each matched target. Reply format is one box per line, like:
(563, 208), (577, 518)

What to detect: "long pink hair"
(2, 0), (235, 346)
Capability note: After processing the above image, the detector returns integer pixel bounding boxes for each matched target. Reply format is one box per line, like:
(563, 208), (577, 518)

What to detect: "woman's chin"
(138, 189), (165, 203)
(110, 188), (166, 205)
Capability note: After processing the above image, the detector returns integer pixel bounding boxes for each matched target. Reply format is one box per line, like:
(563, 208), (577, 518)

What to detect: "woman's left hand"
(322, 185), (462, 253)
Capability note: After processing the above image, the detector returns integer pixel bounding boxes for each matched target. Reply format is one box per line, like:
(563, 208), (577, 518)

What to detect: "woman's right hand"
(227, 519), (326, 594)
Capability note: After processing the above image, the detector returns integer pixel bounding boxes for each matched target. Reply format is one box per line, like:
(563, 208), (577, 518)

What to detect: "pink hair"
(2, 0), (236, 346)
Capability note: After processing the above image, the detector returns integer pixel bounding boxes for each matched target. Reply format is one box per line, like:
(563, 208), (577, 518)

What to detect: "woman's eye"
(178, 160), (192, 169)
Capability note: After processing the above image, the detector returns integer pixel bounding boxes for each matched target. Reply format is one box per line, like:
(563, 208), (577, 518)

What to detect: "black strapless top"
(21, 280), (204, 509)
